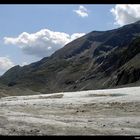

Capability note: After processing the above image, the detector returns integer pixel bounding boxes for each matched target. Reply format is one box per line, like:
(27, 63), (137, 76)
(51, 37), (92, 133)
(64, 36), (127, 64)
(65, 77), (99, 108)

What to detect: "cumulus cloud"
(4, 29), (85, 58)
(0, 56), (14, 74)
(74, 5), (88, 18)
(111, 4), (140, 26)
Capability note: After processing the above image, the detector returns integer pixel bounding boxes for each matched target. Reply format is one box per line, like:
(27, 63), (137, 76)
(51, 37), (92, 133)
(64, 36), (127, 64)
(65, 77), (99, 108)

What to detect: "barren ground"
(0, 86), (140, 135)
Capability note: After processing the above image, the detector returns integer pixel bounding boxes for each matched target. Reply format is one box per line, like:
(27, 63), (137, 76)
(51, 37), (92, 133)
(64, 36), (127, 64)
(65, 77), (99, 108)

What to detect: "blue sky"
(0, 4), (140, 75)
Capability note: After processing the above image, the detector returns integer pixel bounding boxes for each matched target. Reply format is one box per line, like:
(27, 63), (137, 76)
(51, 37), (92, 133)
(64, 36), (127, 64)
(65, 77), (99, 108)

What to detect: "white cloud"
(111, 4), (140, 26)
(4, 29), (85, 58)
(74, 5), (88, 18)
(0, 56), (15, 74)
(20, 62), (28, 66)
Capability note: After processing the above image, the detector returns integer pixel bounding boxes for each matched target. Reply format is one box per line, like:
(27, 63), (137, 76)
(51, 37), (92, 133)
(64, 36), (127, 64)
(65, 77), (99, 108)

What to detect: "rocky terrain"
(0, 86), (140, 135)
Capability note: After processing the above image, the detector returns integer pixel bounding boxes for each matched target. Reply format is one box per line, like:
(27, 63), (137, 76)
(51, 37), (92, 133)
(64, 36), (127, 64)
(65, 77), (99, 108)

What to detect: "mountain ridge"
(1, 21), (140, 95)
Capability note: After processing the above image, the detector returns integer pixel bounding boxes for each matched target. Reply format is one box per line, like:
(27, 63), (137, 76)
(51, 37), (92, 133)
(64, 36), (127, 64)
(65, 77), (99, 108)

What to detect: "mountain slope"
(1, 21), (140, 94)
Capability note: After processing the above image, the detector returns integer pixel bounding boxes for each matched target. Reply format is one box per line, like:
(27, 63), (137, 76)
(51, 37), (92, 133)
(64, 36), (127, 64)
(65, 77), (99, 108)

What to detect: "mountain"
(1, 21), (140, 94)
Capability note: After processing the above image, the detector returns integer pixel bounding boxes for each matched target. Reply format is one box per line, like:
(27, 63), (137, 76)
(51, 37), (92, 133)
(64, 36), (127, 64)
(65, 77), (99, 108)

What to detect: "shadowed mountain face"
(1, 21), (140, 94)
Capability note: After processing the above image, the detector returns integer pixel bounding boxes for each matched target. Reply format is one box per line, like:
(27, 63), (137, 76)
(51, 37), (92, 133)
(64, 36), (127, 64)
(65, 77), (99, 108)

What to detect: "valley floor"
(0, 86), (140, 135)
